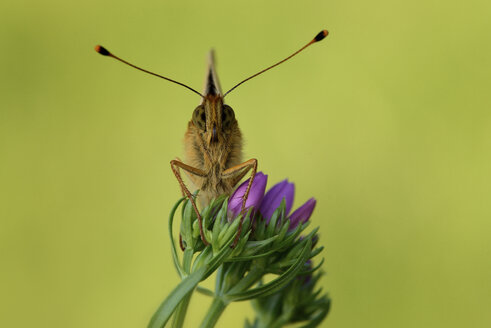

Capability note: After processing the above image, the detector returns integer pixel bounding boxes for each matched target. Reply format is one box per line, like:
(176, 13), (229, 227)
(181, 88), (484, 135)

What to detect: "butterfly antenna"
(223, 30), (328, 97)
(94, 45), (204, 98)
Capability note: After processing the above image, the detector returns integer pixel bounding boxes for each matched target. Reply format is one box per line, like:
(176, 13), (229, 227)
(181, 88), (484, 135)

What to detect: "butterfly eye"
(192, 105), (206, 131)
(222, 104), (235, 129)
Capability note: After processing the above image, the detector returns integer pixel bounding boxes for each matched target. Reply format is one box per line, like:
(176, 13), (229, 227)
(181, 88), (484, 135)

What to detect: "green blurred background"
(1, 0), (491, 327)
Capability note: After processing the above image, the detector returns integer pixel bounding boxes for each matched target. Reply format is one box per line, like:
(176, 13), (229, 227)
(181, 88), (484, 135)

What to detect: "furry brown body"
(183, 94), (244, 206)
(169, 57), (257, 245)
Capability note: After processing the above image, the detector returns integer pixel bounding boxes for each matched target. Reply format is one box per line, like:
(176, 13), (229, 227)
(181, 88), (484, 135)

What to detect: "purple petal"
(288, 198), (316, 230)
(227, 172), (268, 220)
(258, 179), (295, 222)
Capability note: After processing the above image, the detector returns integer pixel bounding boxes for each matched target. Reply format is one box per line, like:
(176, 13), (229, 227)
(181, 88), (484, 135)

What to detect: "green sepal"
(193, 195), (227, 241)
(212, 200), (228, 243)
(254, 214), (267, 240)
(266, 200), (285, 236)
(219, 218), (241, 249)
(204, 227), (214, 245)
(181, 197), (196, 248)
(214, 198), (229, 225)
(216, 210), (251, 250)
(217, 214), (240, 244)
(191, 244), (212, 272)
(230, 230), (252, 258)
(192, 216), (202, 240)
(273, 218), (290, 246)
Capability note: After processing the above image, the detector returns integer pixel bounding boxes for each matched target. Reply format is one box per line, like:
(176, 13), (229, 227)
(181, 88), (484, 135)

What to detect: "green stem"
(171, 291), (193, 328)
(172, 247), (195, 328)
(199, 297), (229, 328)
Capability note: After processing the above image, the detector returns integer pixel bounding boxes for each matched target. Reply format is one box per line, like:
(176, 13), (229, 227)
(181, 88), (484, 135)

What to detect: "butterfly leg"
(173, 157), (201, 197)
(170, 159), (209, 246)
(222, 158), (258, 246)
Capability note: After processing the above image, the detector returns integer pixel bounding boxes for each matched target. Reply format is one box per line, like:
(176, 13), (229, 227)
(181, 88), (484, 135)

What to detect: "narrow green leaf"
(308, 246), (324, 259)
(226, 250), (275, 262)
(196, 286), (215, 297)
(299, 258), (324, 276)
(182, 248), (194, 273)
(168, 198), (186, 277)
(277, 222), (307, 249)
(243, 236), (279, 249)
(309, 288), (323, 301)
(303, 226), (319, 240)
(226, 236), (279, 262)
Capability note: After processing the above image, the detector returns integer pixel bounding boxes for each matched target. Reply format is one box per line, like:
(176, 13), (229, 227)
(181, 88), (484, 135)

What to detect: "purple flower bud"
(259, 179), (295, 222)
(227, 172), (268, 220)
(288, 198), (316, 230)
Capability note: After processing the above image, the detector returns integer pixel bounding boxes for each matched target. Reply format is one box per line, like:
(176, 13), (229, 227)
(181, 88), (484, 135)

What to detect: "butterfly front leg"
(170, 159), (209, 246)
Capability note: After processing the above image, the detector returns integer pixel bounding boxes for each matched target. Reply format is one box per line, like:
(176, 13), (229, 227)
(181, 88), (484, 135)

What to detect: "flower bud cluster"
(149, 172), (330, 328)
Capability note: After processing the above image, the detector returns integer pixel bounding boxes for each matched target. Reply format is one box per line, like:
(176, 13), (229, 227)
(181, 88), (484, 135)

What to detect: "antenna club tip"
(314, 30), (329, 42)
(95, 45), (111, 56)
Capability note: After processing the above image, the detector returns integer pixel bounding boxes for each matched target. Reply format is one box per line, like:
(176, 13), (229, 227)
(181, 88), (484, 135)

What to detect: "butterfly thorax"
(184, 94), (242, 205)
